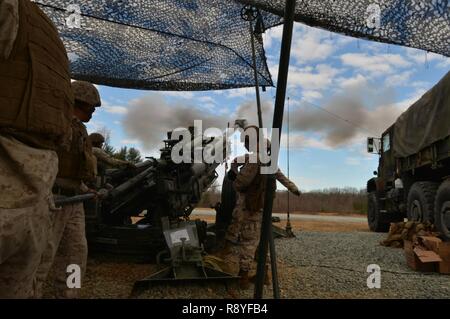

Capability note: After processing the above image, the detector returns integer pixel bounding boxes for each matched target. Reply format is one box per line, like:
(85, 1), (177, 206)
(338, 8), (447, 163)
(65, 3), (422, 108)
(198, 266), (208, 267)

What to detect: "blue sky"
(86, 23), (450, 192)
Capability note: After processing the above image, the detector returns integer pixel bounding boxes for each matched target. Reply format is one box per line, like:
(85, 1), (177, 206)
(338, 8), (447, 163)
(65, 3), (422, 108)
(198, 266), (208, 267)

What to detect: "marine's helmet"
(89, 133), (105, 146)
(71, 80), (101, 107)
(89, 133), (105, 147)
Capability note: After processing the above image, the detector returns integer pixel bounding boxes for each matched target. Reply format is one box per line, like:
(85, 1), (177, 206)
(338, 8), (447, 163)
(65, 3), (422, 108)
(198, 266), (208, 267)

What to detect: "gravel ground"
(274, 231), (450, 299)
(46, 231), (450, 299)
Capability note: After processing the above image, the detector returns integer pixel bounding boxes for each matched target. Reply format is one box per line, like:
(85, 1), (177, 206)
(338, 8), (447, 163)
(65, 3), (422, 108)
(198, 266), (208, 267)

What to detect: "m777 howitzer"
(84, 125), (232, 260)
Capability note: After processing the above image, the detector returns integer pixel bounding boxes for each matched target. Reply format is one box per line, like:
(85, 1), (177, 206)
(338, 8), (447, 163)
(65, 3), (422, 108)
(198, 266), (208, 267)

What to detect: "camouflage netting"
(36, 0), (449, 91)
(241, 0), (450, 57)
(35, 0), (281, 90)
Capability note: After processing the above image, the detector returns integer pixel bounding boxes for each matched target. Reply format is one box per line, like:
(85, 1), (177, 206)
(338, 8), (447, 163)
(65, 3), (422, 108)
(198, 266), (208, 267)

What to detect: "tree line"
(198, 186), (367, 215)
(98, 127), (143, 164)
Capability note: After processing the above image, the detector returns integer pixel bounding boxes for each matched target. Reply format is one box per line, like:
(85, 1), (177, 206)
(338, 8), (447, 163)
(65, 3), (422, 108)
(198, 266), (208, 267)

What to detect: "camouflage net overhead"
(240, 0), (450, 57)
(36, 0), (449, 91)
(35, 0), (281, 91)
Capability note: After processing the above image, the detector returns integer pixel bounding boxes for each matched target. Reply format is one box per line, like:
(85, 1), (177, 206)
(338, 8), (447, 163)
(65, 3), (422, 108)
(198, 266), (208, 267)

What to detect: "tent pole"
(254, 0), (296, 299)
(247, 7), (280, 299)
(248, 18), (264, 128)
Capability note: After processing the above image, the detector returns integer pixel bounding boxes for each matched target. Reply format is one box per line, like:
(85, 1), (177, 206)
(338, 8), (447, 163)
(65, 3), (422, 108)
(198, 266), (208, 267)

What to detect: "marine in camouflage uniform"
(90, 133), (135, 168)
(35, 81), (101, 299)
(88, 133), (136, 188)
(222, 134), (300, 289)
(0, 0), (73, 298)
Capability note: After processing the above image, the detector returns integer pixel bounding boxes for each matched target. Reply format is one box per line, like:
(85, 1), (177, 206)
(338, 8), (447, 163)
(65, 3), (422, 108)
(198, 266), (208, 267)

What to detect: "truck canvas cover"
(394, 71), (450, 158)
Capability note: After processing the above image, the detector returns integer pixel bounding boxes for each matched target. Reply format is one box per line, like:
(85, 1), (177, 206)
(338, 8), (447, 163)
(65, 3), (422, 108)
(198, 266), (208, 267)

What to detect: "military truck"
(366, 71), (450, 241)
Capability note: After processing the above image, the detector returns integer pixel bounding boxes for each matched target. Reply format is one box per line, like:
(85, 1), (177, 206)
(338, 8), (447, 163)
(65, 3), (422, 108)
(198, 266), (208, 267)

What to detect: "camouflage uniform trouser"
(0, 135), (58, 298)
(225, 195), (262, 272)
(35, 203), (88, 298)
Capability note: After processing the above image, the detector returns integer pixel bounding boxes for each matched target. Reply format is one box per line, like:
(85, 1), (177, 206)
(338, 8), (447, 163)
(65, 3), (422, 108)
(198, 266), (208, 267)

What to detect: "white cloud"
(340, 53), (411, 76)
(103, 105), (128, 114)
(384, 71), (414, 87)
(226, 88), (253, 99)
(100, 100), (128, 115)
(338, 74), (369, 90)
(197, 96), (216, 104)
(289, 64), (341, 91)
(405, 48), (450, 68)
(121, 139), (139, 145)
(302, 90), (323, 101)
(280, 133), (333, 151)
(163, 91), (195, 99)
(85, 120), (106, 134)
(410, 81), (431, 90)
(291, 26), (337, 64)
(268, 63), (279, 83)
(263, 25), (283, 49)
(394, 90), (427, 112)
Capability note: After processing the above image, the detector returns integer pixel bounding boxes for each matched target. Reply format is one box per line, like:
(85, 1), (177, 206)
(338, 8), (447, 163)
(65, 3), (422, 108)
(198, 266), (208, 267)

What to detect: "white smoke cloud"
(122, 94), (228, 151)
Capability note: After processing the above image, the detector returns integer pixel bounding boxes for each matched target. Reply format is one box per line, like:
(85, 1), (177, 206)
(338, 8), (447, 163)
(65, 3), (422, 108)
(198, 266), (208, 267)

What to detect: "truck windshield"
(382, 133), (390, 152)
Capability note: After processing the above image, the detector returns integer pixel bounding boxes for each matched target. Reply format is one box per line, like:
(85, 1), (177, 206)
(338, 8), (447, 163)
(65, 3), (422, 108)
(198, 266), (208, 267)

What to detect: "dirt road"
(192, 208), (367, 223)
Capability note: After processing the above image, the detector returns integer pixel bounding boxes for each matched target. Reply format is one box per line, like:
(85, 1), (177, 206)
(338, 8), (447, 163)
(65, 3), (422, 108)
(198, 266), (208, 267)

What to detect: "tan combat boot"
(214, 241), (239, 275)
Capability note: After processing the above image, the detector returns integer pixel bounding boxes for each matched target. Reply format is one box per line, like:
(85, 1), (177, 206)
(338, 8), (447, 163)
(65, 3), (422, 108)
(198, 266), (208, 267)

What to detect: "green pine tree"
(115, 146), (128, 161)
(126, 147), (142, 163)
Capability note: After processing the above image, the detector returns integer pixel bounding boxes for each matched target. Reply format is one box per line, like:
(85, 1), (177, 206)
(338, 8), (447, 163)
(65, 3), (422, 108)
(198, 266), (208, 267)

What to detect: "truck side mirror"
(367, 137), (381, 154)
(367, 138), (374, 153)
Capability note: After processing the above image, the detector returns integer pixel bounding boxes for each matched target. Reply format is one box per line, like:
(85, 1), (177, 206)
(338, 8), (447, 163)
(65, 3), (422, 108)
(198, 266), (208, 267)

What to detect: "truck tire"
(434, 180), (450, 241)
(367, 192), (389, 232)
(407, 182), (438, 223)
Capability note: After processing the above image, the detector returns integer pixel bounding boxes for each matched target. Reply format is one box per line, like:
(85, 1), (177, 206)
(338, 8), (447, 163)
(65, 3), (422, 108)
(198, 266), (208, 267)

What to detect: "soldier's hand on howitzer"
(85, 188), (100, 199)
(97, 188), (109, 199)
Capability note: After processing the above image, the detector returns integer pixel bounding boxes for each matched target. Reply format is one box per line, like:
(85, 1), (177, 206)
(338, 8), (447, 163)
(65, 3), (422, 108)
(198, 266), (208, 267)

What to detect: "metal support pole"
(254, 0), (296, 299)
(246, 6), (281, 299)
(268, 227), (280, 298)
(249, 19), (264, 128)
(286, 97), (294, 237)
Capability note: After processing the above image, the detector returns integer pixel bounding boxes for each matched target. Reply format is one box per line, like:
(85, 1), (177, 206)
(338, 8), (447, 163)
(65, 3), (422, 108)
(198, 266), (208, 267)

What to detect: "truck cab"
(365, 71), (450, 241)
(367, 126), (405, 232)
(367, 126), (450, 240)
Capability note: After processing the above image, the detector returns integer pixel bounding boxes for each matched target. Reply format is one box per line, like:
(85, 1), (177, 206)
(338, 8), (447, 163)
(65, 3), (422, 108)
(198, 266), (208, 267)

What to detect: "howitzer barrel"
(54, 193), (96, 206)
(190, 133), (229, 177)
(109, 166), (155, 198)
